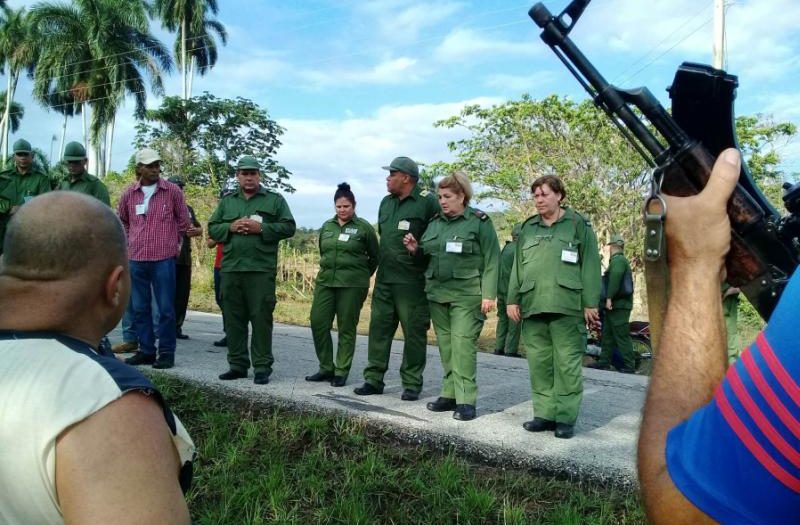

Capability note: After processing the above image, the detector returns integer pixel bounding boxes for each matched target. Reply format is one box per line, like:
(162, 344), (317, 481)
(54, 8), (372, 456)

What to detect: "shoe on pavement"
(522, 417), (556, 432)
(353, 383), (383, 396)
(506, 352), (522, 358)
(426, 397), (457, 412)
(112, 341), (139, 354)
(176, 331), (189, 340)
(253, 372), (270, 385)
(124, 352), (156, 366)
(218, 369), (247, 380)
(587, 362), (611, 370)
(305, 371), (334, 382)
(493, 349), (505, 355)
(401, 389), (420, 401)
(453, 404), (476, 421)
(555, 423), (575, 439)
(212, 337), (228, 347)
(616, 367), (636, 374)
(330, 376), (347, 387)
(152, 354), (175, 369)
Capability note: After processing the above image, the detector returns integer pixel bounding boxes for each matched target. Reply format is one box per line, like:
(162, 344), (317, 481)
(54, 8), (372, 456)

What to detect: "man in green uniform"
(507, 175), (600, 439)
(58, 142), (111, 206)
(0, 139), (51, 253)
(494, 223), (522, 357)
(721, 282), (741, 363)
(354, 156), (439, 400)
(589, 234), (635, 373)
(208, 156), (296, 385)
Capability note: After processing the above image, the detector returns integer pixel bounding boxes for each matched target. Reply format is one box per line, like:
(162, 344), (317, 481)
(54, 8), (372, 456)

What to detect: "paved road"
(112, 311), (647, 487)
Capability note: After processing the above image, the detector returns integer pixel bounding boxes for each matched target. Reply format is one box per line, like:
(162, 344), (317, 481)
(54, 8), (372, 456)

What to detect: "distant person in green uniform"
(507, 175), (601, 439)
(403, 171), (499, 421)
(0, 139), (51, 253)
(208, 156), (296, 385)
(721, 282), (741, 363)
(589, 234), (635, 373)
(494, 223), (522, 357)
(354, 156), (439, 401)
(306, 183), (379, 387)
(58, 142), (111, 206)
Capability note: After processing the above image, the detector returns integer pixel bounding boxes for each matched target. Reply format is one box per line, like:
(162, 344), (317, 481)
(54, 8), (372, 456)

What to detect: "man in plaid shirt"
(118, 148), (191, 369)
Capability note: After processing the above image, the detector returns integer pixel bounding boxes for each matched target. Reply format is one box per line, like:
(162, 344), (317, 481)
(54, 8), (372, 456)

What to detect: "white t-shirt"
(140, 183), (157, 213)
(0, 333), (195, 524)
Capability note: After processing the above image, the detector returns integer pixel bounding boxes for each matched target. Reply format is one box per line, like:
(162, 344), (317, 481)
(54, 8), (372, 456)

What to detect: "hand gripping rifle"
(529, 1), (800, 346)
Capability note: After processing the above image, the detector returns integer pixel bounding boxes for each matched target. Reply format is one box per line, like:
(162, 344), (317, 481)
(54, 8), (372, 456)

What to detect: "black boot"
(426, 397), (457, 412)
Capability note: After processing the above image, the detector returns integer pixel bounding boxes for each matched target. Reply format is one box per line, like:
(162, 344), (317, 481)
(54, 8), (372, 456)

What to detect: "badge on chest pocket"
(561, 248), (579, 264)
(338, 233), (350, 242)
(398, 220), (410, 231)
(446, 241), (463, 253)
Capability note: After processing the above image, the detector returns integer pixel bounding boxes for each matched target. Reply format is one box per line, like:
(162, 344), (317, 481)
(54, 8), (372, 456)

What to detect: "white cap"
(135, 148), (161, 165)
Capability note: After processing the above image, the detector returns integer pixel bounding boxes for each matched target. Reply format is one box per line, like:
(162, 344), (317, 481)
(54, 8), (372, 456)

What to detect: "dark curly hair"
(334, 182), (356, 206)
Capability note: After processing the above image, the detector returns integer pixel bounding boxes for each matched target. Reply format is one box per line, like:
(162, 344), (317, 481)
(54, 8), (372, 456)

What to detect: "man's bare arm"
(637, 148), (741, 524)
(56, 391), (191, 525)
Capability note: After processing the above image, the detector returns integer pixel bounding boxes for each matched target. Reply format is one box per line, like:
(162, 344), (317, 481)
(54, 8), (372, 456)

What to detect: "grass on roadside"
(152, 374), (645, 525)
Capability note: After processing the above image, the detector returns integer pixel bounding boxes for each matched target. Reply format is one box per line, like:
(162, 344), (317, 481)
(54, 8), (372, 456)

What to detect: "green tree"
(153, 0), (226, 100)
(0, 6), (37, 164)
(31, 0), (172, 177)
(735, 114), (797, 208)
(136, 93), (294, 193)
(0, 90), (23, 134)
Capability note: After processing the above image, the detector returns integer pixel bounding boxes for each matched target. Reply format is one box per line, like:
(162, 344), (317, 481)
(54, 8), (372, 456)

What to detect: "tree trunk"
(82, 103), (88, 147)
(181, 18), (188, 100)
(188, 56), (196, 98)
(59, 113), (68, 163)
(105, 116), (115, 174)
(1, 73), (13, 168)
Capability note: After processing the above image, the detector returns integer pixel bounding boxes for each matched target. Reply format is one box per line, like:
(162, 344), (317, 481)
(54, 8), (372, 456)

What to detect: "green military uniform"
(597, 247), (635, 371)
(310, 215), (379, 379)
(58, 173), (110, 206)
(0, 173), (15, 254)
(0, 140), (51, 253)
(722, 282), (740, 364)
(420, 208), (499, 405)
(208, 187), (296, 376)
(507, 207), (601, 425)
(495, 226), (521, 355)
(362, 184), (439, 392)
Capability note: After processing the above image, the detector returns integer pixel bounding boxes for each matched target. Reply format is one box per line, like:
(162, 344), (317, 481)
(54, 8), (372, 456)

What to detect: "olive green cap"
(511, 223), (522, 239)
(63, 141), (87, 161)
(607, 233), (624, 246)
(236, 155), (260, 171)
(382, 156), (419, 179)
(13, 139), (31, 153)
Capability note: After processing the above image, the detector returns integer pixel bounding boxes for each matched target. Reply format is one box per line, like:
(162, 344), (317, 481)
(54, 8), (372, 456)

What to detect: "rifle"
(529, 0), (800, 326)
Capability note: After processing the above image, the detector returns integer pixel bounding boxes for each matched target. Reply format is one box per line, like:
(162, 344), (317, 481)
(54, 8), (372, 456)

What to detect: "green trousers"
(597, 308), (635, 370)
(723, 294), (740, 363)
(221, 271), (276, 375)
(522, 313), (586, 424)
(495, 297), (520, 353)
(363, 282), (430, 392)
(309, 285), (368, 378)
(430, 299), (485, 405)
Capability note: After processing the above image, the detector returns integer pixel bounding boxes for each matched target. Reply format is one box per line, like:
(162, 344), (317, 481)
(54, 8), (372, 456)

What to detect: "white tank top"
(0, 333), (195, 524)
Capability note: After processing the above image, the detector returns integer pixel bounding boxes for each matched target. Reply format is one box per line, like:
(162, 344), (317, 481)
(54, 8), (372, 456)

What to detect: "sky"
(8, 0), (800, 227)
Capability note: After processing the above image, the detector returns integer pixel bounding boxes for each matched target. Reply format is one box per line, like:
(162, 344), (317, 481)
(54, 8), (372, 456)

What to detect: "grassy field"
(152, 374), (645, 525)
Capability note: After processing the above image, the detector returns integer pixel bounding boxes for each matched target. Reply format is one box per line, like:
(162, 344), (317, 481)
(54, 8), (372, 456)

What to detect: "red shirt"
(118, 178), (191, 262)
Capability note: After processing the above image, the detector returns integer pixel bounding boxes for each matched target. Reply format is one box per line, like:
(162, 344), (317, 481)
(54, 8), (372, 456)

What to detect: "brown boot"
(112, 341), (138, 354)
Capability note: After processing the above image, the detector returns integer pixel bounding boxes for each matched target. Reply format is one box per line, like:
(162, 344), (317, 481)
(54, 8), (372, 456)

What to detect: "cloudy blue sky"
(8, 0), (800, 227)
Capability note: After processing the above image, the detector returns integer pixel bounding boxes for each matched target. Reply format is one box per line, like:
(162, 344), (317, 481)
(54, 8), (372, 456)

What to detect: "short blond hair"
(437, 171), (473, 206)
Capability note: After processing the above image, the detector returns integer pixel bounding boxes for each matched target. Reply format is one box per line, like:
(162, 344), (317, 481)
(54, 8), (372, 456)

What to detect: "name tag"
(398, 220), (410, 231)
(446, 241), (463, 253)
(345, 227), (358, 235)
(338, 234), (350, 242)
(135, 204), (146, 215)
(561, 249), (579, 264)
(249, 214), (263, 223)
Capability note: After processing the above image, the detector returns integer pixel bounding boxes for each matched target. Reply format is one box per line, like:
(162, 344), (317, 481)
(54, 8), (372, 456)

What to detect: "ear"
(104, 265), (127, 308)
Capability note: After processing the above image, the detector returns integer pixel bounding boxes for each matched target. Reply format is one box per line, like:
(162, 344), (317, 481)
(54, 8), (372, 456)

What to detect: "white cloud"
(433, 27), (539, 63)
(297, 56), (424, 89)
(361, 0), (465, 41)
(483, 71), (557, 93)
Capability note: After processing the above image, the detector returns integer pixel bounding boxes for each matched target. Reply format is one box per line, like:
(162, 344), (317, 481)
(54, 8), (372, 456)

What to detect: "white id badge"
(135, 204), (146, 215)
(561, 249), (578, 264)
(446, 241), (463, 253)
(398, 220), (410, 231)
(338, 233), (350, 242)
(345, 227), (358, 235)
(249, 214), (263, 223)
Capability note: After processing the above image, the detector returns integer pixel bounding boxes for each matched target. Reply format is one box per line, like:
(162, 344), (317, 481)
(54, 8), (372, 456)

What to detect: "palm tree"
(31, 0), (172, 176)
(0, 6), (38, 164)
(0, 90), (24, 135)
(153, 0), (226, 100)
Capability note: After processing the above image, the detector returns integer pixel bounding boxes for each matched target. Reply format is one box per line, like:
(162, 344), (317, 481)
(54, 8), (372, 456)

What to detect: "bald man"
(0, 192), (194, 525)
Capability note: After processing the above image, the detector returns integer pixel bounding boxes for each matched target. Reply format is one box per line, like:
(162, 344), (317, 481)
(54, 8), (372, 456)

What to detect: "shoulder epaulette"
(419, 189), (430, 197)
(472, 208), (489, 221)
(429, 212), (442, 222)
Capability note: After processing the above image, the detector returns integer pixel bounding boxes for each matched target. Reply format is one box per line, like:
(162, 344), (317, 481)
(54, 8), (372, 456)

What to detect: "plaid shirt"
(118, 178), (191, 261)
